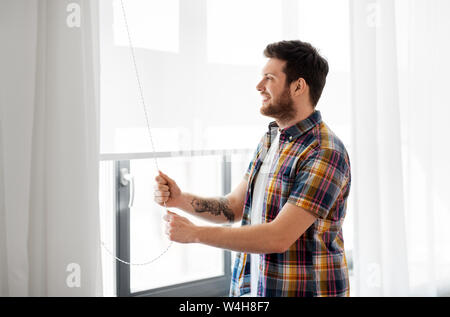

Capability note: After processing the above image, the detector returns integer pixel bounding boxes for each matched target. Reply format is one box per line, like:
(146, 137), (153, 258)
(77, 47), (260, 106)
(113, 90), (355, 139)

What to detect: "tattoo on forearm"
(190, 197), (235, 223)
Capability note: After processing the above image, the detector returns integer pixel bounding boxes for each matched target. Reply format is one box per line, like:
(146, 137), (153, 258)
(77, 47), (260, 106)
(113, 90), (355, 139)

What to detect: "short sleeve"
(287, 149), (349, 219)
(244, 164), (251, 180)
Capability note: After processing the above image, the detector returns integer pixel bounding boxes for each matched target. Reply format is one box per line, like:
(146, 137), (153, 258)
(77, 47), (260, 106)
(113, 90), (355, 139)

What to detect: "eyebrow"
(262, 72), (277, 77)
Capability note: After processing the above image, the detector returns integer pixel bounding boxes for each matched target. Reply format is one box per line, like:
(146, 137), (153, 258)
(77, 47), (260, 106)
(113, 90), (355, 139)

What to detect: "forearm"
(177, 192), (240, 224)
(195, 223), (284, 254)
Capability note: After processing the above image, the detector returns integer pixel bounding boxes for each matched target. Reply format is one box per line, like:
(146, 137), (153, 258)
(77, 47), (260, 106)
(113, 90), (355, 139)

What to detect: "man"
(154, 40), (351, 297)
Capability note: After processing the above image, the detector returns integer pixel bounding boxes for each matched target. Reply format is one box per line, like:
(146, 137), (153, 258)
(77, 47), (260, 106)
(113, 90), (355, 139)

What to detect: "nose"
(256, 79), (264, 92)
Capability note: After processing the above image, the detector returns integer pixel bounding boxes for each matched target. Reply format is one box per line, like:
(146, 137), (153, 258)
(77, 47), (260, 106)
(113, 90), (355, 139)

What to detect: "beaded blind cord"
(100, 0), (173, 266)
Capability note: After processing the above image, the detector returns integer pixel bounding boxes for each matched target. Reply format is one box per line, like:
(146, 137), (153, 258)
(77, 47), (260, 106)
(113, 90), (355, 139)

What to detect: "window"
(113, 0), (179, 53)
(98, 0), (353, 296)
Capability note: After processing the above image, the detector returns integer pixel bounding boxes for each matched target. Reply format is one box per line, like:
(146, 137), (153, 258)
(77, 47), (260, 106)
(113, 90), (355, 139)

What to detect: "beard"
(260, 87), (297, 122)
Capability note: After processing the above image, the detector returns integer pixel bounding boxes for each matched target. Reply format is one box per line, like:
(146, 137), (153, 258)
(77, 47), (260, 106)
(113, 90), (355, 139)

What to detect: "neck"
(276, 106), (314, 130)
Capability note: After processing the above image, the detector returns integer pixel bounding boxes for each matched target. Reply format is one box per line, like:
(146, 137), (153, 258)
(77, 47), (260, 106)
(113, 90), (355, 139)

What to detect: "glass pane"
(230, 151), (254, 188)
(100, 0), (271, 155)
(207, 0), (282, 66)
(113, 0), (179, 53)
(129, 155), (225, 293)
(298, 0), (350, 72)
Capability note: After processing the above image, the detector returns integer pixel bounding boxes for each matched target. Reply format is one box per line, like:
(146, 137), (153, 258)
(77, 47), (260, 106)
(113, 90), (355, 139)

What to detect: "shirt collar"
(267, 110), (322, 142)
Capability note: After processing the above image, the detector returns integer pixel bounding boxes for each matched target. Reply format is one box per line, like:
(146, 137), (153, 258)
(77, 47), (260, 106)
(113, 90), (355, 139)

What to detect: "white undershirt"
(249, 130), (280, 296)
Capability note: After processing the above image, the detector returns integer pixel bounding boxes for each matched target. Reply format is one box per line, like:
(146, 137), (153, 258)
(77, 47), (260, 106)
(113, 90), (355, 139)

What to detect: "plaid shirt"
(229, 111), (351, 297)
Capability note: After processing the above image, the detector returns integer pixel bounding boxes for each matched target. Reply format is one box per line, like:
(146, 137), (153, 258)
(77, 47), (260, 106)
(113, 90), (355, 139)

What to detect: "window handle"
(120, 167), (135, 208)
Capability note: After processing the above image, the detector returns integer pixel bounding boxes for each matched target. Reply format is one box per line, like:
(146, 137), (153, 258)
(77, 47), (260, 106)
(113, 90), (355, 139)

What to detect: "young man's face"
(256, 58), (296, 122)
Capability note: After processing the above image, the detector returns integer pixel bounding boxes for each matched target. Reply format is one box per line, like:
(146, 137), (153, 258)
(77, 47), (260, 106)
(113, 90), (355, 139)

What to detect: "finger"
(154, 197), (168, 204)
(154, 175), (168, 185)
(154, 190), (170, 197)
(154, 184), (169, 191)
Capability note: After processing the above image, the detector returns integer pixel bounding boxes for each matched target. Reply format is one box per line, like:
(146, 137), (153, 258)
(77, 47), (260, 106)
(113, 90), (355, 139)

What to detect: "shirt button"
(289, 136), (293, 141)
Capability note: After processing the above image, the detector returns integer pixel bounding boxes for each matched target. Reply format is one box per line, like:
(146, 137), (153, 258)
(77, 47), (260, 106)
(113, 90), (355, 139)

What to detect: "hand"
(164, 211), (199, 243)
(154, 170), (182, 208)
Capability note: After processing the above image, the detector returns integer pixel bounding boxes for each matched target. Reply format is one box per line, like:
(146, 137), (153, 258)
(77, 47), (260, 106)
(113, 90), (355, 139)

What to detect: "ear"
(291, 78), (307, 97)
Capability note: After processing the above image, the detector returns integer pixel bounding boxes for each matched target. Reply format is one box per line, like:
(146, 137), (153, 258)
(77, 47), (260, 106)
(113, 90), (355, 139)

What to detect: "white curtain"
(0, 0), (102, 296)
(350, 0), (450, 296)
(0, 117), (7, 295)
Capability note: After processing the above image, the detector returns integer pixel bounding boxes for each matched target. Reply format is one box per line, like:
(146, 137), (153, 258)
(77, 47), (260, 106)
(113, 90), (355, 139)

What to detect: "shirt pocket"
(263, 168), (294, 222)
(279, 165), (295, 194)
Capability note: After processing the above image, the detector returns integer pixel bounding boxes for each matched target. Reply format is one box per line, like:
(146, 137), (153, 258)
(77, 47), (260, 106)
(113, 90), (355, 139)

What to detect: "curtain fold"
(0, 117), (8, 295)
(403, 0), (450, 296)
(0, 0), (102, 296)
(350, 0), (450, 296)
(350, 0), (409, 297)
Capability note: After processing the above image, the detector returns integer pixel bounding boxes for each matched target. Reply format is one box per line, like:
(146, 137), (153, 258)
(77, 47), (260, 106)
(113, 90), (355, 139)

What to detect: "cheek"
(265, 85), (275, 96)
(268, 83), (283, 96)
(268, 88), (278, 99)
